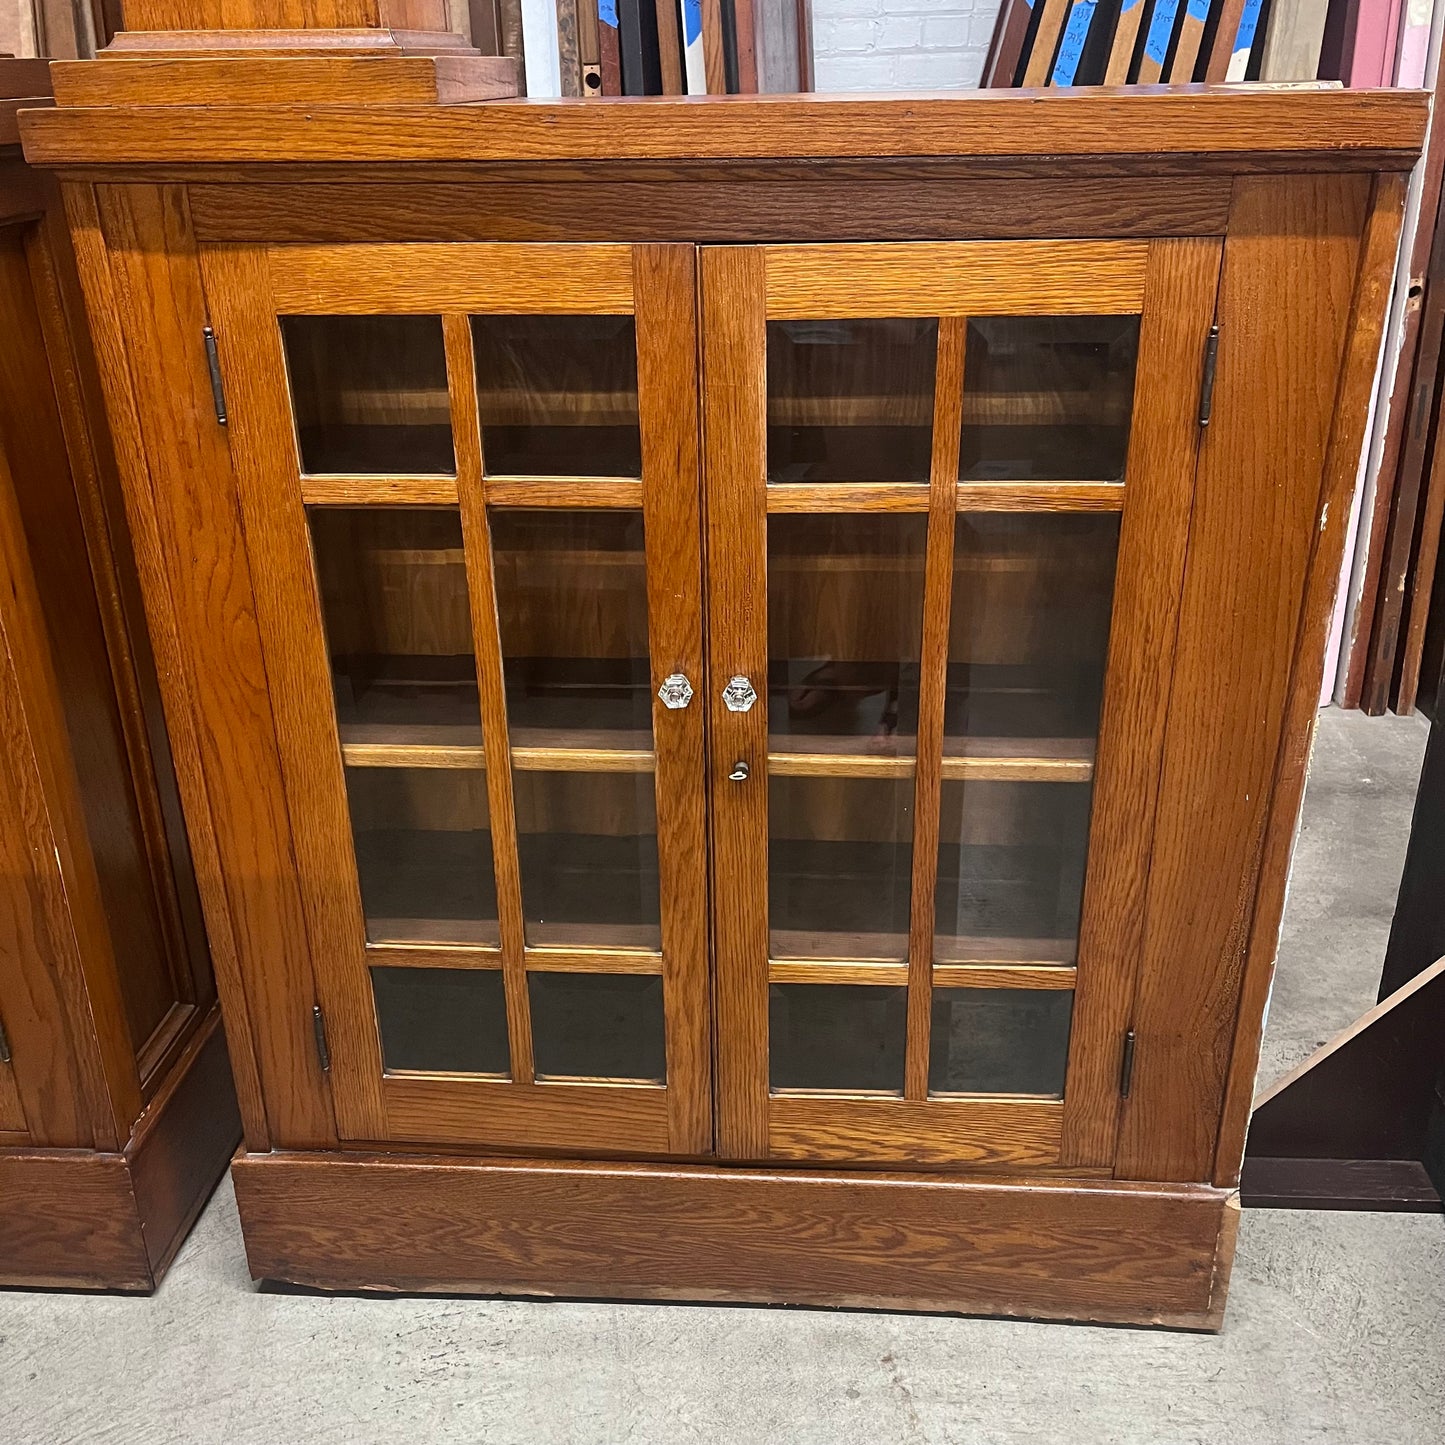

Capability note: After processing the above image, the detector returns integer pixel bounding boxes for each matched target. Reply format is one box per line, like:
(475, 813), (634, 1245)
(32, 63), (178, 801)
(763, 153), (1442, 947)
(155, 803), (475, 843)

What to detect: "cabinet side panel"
(1213, 173), (1410, 1186)
(71, 181), (336, 1150)
(1117, 174), (1371, 1182)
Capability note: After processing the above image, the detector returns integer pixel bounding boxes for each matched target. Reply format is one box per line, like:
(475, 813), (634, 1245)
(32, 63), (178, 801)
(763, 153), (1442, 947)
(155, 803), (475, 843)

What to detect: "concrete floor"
(3, 708), (1442, 1444)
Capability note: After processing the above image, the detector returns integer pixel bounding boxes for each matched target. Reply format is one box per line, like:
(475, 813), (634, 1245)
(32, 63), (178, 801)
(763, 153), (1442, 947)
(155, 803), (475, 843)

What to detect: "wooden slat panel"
(634, 243), (712, 1155)
(383, 1077), (672, 1152)
(702, 246), (771, 1160)
(301, 476), (459, 505)
(763, 242), (1149, 318)
(767, 1095), (1062, 1165)
(1116, 177), (1372, 1183)
(1058, 236), (1224, 1170)
(268, 242), (635, 313)
(485, 477), (642, 506)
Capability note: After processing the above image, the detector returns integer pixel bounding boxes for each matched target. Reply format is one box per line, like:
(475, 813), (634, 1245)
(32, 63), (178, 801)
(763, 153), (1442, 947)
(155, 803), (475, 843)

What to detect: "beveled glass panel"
(766, 318), (938, 483)
(943, 513), (1120, 742)
(934, 780), (1093, 966)
(769, 983), (906, 1093)
(959, 315), (1140, 482)
(371, 966), (509, 1075)
(310, 508), (481, 745)
(281, 314), (454, 475)
(471, 315), (641, 477)
(928, 988), (1074, 1096)
(769, 776), (913, 962)
(346, 766), (497, 946)
(528, 972), (666, 1081)
(490, 510), (652, 744)
(512, 772), (661, 950)
(768, 514), (927, 752)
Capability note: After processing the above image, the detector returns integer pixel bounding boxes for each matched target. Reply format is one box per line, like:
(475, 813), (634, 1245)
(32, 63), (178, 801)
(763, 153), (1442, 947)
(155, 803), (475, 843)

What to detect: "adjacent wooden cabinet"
(22, 82), (1426, 1325)
(0, 60), (240, 1290)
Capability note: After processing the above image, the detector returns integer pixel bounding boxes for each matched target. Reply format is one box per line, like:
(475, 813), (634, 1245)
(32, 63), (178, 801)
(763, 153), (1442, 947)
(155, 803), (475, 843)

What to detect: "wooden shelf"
(766, 959), (1078, 989)
(341, 722), (655, 772)
(766, 734), (1094, 781)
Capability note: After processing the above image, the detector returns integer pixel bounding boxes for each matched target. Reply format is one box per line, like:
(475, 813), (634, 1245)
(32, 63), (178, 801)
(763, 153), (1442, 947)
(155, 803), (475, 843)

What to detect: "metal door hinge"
(1198, 324), (1220, 427)
(312, 1004), (331, 1073)
(202, 325), (228, 426)
(0, 1013), (10, 1065)
(1119, 1028), (1137, 1099)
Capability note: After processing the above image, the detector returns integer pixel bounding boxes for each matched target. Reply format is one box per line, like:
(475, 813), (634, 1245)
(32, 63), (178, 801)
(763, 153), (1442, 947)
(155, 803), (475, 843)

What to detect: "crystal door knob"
(729, 761), (750, 781)
(657, 672), (694, 709)
(722, 675), (758, 713)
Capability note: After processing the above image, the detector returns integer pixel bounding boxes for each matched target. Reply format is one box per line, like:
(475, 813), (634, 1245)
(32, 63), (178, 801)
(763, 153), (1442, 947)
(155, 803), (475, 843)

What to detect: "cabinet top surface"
(18, 84), (1429, 172)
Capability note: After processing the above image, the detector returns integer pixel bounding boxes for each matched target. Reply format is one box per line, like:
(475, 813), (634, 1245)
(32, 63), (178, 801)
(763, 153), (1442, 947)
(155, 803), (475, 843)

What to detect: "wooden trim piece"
(768, 960), (909, 985)
(232, 1148), (1237, 1327)
(366, 942), (505, 969)
(1060, 236), (1225, 1169)
(766, 960), (1077, 989)
(932, 964), (1078, 990)
(300, 476), (459, 505)
(904, 317), (965, 1102)
(762, 242), (1149, 318)
(446, 314), (534, 1087)
(340, 740), (656, 771)
(702, 245), (770, 1160)
(383, 1077), (672, 1152)
(267, 242), (636, 313)
(22, 89), (1429, 169)
(766, 483), (931, 513)
(524, 946), (664, 973)
(634, 243), (712, 1155)
(484, 477), (643, 506)
(1212, 173), (1410, 1188)
(764, 481), (1125, 515)
(1116, 177), (1373, 1183)
(767, 1095), (1062, 1166)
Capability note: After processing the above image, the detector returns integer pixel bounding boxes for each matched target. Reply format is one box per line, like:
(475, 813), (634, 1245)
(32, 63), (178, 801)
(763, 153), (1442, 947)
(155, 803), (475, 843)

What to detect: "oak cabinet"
(24, 84), (1425, 1325)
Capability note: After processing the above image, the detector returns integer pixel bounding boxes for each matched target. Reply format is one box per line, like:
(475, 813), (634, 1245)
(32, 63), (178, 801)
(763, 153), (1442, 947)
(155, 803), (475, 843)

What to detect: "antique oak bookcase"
(0, 59), (239, 1290)
(22, 79), (1426, 1325)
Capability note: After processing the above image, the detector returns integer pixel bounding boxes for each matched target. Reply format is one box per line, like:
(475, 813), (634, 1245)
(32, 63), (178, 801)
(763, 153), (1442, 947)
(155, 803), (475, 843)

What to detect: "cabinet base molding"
(232, 1149), (1239, 1329)
(0, 1012), (241, 1291)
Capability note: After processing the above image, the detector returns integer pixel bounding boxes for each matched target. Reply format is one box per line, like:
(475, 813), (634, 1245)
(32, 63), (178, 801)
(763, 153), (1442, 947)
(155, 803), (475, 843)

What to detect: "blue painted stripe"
(599, 0), (620, 28)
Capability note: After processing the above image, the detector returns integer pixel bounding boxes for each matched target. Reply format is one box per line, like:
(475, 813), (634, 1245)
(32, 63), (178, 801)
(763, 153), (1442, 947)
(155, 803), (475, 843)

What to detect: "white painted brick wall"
(812, 0), (1001, 92)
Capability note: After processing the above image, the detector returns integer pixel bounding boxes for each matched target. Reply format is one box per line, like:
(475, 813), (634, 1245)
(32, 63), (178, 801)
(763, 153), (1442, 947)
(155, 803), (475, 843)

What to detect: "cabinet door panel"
(202, 241), (709, 1157)
(704, 238), (1222, 1168)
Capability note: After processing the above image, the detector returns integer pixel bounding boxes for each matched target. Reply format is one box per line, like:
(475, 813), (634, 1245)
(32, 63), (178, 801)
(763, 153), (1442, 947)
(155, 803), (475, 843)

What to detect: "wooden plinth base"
(232, 1149), (1239, 1329)
(0, 1013), (241, 1291)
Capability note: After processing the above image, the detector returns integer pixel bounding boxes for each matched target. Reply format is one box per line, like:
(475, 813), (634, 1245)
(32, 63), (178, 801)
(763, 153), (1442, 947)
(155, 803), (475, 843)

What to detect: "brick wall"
(811, 0), (1001, 91)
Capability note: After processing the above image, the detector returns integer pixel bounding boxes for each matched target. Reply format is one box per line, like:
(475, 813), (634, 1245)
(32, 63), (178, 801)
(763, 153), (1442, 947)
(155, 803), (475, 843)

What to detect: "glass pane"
(347, 766), (497, 946)
(769, 983), (906, 1093)
(490, 510), (652, 744)
(959, 316), (1140, 482)
(769, 776), (913, 962)
(528, 972), (665, 1081)
(944, 513), (1120, 743)
(371, 966), (509, 1075)
(513, 772), (660, 950)
(767, 319), (938, 483)
(769, 514), (927, 752)
(472, 315), (640, 477)
(935, 780), (1093, 965)
(311, 508), (481, 745)
(929, 988), (1074, 1096)
(281, 315), (454, 475)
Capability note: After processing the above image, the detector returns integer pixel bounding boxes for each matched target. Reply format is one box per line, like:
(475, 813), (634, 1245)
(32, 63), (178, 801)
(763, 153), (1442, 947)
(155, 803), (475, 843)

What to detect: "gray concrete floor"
(3, 708), (1443, 1444)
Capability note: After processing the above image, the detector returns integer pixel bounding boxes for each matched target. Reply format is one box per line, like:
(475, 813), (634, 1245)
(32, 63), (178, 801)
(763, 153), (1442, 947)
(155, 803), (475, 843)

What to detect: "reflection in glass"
(934, 780), (1093, 965)
(768, 514), (927, 752)
(371, 966), (509, 1075)
(347, 766), (497, 946)
(512, 771), (661, 950)
(282, 314), (454, 475)
(959, 315), (1140, 482)
(472, 315), (641, 477)
(769, 983), (906, 1092)
(944, 513), (1120, 742)
(310, 507), (481, 744)
(769, 775), (913, 961)
(928, 987), (1073, 1095)
(528, 972), (666, 1081)
(489, 509), (652, 743)
(767, 318), (938, 483)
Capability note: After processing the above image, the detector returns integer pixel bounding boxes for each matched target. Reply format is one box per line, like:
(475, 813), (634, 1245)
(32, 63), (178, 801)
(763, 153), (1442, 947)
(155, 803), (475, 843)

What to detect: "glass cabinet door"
(704, 239), (1222, 1167)
(202, 242), (708, 1156)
